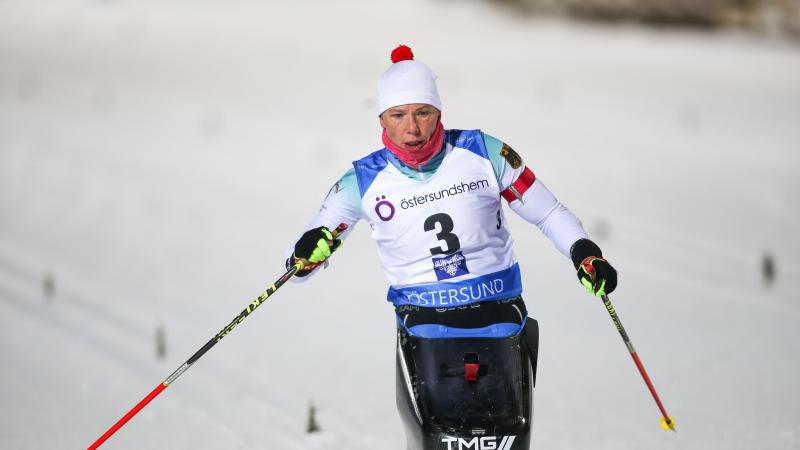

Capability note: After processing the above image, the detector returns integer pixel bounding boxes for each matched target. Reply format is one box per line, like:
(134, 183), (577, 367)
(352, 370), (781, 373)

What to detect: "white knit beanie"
(377, 45), (442, 116)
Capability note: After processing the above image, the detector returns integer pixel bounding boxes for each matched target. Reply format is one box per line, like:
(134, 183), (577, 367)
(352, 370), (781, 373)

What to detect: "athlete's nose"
(406, 116), (421, 135)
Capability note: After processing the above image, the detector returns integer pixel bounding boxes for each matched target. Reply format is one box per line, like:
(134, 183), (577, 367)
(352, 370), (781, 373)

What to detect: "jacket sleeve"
(483, 132), (588, 258)
(284, 168), (363, 282)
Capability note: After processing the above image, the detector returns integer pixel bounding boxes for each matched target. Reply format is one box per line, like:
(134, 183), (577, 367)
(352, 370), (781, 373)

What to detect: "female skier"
(285, 45), (617, 450)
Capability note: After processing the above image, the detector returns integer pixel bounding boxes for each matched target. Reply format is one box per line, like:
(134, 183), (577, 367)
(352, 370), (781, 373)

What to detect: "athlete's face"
(379, 103), (441, 152)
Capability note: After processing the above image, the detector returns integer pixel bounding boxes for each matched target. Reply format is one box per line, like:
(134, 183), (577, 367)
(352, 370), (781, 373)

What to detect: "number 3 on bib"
(424, 213), (461, 256)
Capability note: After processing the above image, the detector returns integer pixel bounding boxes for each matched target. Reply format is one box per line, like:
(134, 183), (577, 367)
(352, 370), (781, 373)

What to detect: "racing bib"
(353, 130), (522, 307)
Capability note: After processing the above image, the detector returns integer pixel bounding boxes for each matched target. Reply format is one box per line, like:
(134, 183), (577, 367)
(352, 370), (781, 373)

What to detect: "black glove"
(570, 239), (617, 297)
(288, 226), (343, 277)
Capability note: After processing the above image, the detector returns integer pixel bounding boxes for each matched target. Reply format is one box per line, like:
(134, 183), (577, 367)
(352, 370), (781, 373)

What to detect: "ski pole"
(87, 224), (348, 449)
(600, 293), (676, 432)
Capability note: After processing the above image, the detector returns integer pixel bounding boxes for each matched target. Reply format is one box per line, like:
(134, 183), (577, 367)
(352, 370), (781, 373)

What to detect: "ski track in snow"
(1, 1), (799, 449)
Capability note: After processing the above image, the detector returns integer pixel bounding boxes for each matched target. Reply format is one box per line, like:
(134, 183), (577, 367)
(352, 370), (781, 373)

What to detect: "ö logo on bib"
(432, 251), (470, 280)
(374, 195), (395, 221)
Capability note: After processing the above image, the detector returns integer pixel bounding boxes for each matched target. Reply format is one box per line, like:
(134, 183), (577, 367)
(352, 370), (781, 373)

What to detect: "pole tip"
(659, 416), (676, 432)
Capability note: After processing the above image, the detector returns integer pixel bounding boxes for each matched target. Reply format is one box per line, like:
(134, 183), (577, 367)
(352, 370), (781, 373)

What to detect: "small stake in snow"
(601, 293), (676, 432)
(155, 324), (167, 360)
(87, 224), (348, 449)
(43, 272), (55, 303)
(306, 402), (321, 434)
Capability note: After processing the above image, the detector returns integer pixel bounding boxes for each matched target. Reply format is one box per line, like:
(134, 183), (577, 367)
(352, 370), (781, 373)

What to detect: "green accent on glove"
(308, 234), (333, 263)
(578, 255), (609, 297)
(291, 225), (347, 277)
(581, 276), (606, 297)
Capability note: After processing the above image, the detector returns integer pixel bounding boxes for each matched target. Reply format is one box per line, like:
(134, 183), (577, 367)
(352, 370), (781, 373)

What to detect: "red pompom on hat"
(390, 45), (414, 63)
(378, 45), (440, 114)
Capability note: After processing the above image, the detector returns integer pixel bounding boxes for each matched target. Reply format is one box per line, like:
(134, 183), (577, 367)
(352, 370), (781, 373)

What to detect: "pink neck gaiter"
(382, 121), (445, 168)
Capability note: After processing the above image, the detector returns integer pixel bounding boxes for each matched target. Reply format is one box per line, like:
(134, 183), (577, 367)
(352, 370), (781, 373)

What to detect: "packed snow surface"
(1, 1), (799, 449)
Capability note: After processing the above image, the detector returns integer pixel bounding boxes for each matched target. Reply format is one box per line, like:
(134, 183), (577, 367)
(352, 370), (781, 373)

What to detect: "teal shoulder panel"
(483, 132), (506, 182)
(332, 168), (362, 209)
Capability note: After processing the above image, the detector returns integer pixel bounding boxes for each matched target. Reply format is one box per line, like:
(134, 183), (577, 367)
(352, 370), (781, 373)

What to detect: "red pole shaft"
(630, 351), (671, 421)
(87, 383), (167, 450)
(600, 294), (673, 428)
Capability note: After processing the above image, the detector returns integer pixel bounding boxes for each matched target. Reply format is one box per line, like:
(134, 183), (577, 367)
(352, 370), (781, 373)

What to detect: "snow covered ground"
(1, 1), (799, 449)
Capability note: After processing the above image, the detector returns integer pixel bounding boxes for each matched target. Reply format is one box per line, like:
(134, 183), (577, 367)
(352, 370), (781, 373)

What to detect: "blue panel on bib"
(432, 251), (470, 281)
(352, 149), (390, 198)
(387, 263), (522, 308)
(448, 129), (489, 160)
(406, 322), (524, 339)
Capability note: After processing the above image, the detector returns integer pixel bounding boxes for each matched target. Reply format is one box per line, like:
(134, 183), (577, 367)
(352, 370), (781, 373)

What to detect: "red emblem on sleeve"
(501, 166), (536, 202)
